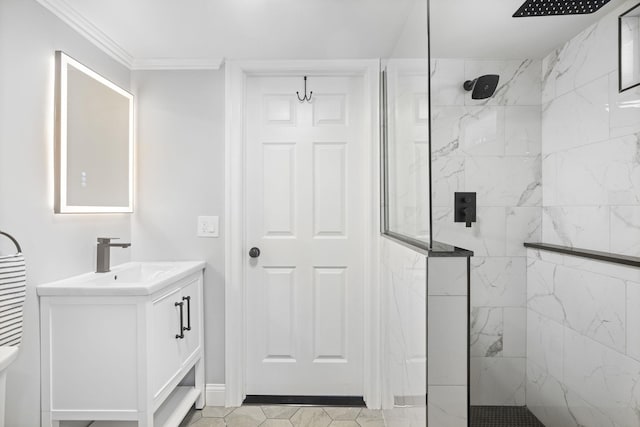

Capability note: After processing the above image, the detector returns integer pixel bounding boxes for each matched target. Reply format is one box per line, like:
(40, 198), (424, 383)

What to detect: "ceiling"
(37, 0), (418, 69)
(37, 0), (627, 69)
(431, 0), (628, 59)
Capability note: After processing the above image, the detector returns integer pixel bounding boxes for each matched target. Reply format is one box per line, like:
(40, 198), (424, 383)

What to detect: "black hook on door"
(296, 76), (313, 102)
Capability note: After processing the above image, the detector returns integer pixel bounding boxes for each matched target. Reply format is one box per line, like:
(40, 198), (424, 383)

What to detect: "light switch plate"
(197, 216), (219, 238)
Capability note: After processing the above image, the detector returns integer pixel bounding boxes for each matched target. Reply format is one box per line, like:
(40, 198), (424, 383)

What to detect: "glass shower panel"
(384, 61), (431, 242)
(381, 0), (431, 248)
(378, 0), (430, 426)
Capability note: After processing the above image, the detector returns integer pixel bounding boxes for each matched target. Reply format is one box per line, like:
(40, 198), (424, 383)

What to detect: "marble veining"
(471, 257), (526, 308)
(465, 59), (541, 107)
(541, 206), (610, 250)
(540, 0), (640, 261)
(526, 247), (640, 427)
(380, 239), (427, 427)
(526, 360), (618, 427)
(550, 134), (640, 206)
(528, 246), (640, 283)
(527, 257), (626, 352)
(505, 107), (542, 156)
(470, 357), (526, 406)
(506, 207), (542, 257)
(541, 75), (610, 154)
(433, 206), (508, 257)
(431, 157), (464, 207)
(471, 307), (503, 357)
(431, 59), (465, 106)
(541, 7), (617, 102)
(467, 156), (541, 207)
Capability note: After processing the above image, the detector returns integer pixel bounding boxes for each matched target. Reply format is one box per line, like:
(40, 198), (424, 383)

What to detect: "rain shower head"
(513, 0), (611, 17)
(463, 75), (500, 100)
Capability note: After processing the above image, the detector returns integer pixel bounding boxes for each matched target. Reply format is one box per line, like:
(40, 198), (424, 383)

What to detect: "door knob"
(249, 247), (261, 258)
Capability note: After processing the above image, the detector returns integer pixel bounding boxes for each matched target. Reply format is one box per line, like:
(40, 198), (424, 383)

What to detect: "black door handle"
(182, 296), (191, 332)
(249, 247), (261, 258)
(175, 301), (185, 339)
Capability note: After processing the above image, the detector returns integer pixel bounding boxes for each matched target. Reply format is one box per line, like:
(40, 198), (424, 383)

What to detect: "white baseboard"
(205, 384), (226, 407)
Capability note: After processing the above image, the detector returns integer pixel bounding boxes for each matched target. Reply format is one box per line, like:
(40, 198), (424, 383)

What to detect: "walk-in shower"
(430, 0), (640, 426)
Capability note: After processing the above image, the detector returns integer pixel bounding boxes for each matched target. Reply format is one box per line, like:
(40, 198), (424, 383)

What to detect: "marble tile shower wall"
(526, 248), (640, 427)
(541, 0), (640, 255)
(525, 1), (640, 426)
(380, 239), (427, 427)
(430, 58), (542, 405)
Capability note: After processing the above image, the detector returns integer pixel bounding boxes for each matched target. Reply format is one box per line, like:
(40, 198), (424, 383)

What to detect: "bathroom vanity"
(37, 261), (206, 427)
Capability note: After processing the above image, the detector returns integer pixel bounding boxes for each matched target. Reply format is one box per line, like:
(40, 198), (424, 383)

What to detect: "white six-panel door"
(245, 75), (365, 395)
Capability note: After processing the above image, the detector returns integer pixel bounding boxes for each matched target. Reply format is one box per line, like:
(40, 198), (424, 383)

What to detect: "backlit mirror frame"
(619, 2), (640, 92)
(54, 51), (134, 213)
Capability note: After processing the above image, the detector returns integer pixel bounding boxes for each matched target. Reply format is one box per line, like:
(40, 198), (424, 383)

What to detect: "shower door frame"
(224, 59), (382, 407)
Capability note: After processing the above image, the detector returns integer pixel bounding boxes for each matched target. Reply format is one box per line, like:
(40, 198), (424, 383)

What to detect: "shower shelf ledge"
(524, 242), (640, 268)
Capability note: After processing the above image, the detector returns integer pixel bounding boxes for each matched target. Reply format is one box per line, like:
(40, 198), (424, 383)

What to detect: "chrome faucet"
(96, 237), (131, 273)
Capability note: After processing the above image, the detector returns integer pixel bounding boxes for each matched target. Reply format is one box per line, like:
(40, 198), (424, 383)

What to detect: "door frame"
(224, 59), (382, 407)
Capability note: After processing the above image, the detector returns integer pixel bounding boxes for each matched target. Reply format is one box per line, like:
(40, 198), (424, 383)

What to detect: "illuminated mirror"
(54, 51), (133, 213)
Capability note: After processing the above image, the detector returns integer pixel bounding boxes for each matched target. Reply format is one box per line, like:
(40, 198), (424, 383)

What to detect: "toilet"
(0, 232), (26, 427)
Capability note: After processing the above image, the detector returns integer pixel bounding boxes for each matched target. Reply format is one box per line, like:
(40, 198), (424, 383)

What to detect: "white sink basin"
(91, 262), (178, 285)
(36, 261), (206, 296)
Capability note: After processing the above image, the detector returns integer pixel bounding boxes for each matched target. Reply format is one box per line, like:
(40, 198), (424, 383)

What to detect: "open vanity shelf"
(89, 386), (200, 427)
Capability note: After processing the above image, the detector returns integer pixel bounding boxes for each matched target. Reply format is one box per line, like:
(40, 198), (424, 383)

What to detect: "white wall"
(131, 69), (226, 383)
(389, 0), (428, 59)
(0, 1), (132, 426)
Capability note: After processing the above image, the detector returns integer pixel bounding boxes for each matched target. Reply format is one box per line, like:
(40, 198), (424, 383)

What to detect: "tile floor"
(470, 406), (545, 427)
(180, 406), (386, 427)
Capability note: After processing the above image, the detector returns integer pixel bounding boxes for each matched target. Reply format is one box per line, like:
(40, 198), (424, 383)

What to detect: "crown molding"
(36, 0), (225, 72)
(131, 57), (224, 71)
(36, 0), (134, 68)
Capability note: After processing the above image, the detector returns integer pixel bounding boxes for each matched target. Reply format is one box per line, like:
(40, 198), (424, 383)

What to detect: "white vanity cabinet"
(150, 278), (202, 399)
(37, 262), (206, 427)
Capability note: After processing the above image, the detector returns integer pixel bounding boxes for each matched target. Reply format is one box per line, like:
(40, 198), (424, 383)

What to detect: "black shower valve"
(454, 192), (477, 228)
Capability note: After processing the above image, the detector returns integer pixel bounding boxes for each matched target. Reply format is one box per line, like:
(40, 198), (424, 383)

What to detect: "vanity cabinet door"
(150, 287), (183, 397)
(179, 276), (202, 365)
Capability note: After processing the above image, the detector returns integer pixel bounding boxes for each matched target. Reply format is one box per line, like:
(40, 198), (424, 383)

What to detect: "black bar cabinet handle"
(175, 301), (185, 339)
(182, 296), (191, 331)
